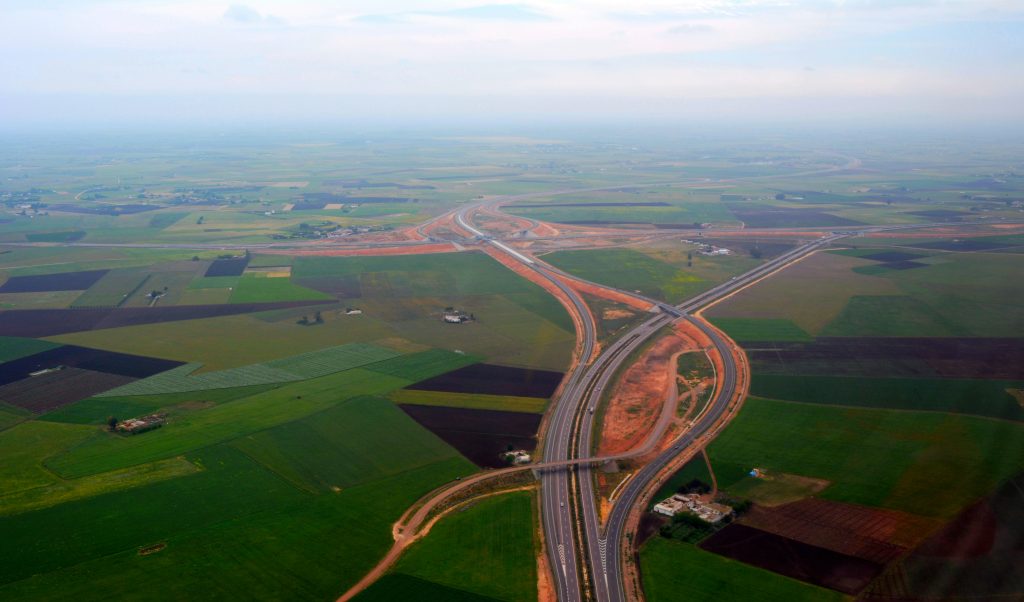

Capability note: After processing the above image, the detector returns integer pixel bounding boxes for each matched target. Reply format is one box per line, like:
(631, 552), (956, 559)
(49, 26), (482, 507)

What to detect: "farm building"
(442, 307), (473, 323)
(116, 414), (166, 435)
(653, 493), (733, 523)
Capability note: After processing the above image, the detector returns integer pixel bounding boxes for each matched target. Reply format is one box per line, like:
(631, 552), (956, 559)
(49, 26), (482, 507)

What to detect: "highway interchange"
(456, 201), (848, 601)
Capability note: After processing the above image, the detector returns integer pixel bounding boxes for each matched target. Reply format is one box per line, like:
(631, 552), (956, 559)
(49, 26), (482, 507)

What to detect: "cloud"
(665, 23), (714, 35)
(354, 3), (551, 25)
(223, 4), (284, 26)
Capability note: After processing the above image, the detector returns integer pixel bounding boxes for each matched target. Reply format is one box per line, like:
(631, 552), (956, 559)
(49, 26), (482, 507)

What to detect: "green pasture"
(355, 575), (500, 602)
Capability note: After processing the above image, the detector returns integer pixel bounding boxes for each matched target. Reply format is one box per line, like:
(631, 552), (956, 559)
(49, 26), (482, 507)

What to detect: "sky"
(2, 0), (1023, 128)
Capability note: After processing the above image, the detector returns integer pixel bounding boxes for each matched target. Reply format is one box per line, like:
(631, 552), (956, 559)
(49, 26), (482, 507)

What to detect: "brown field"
(0, 367), (135, 413)
(739, 498), (940, 565)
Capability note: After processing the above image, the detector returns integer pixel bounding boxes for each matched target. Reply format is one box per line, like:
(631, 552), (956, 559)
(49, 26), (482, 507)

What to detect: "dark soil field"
(861, 472), (1024, 601)
(204, 256), (250, 277)
(910, 239), (1010, 251)
(699, 523), (883, 594)
(293, 274), (362, 297)
(0, 345), (182, 386)
(746, 337), (1024, 379)
(859, 251), (926, 263)
(0, 269), (109, 293)
(408, 363), (563, 398)
(48, 204), (160, 215)
(871, 260), (927, 270)
(506, 202), (671, 208)
(398, 404), (541, 468)
(0, 300), (334, 337)
(301, 193), (410, 204)
(739, 498), (938, 565)
(727, 205), (864, 228)
(0, 367), (135, 413)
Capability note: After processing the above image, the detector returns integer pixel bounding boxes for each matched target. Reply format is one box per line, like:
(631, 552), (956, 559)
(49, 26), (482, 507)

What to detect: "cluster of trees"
(296, 311), (324, 326)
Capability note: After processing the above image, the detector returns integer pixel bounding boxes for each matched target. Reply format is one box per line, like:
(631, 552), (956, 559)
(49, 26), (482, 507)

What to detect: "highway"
(458, 200), (846, 602)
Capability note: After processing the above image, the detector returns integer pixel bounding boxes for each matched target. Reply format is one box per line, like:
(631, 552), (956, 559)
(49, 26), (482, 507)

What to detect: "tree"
(297, 315), (309, 325)
(750, 246), (763, 259)
(107, 416), (119, 431)
(192, 255), (200, 261)
(314, 311), (323, 324)
(775, 193), (786, 200)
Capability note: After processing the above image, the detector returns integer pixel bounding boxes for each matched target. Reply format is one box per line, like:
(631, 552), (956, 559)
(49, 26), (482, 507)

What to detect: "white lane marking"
(558, 543), (568, 576)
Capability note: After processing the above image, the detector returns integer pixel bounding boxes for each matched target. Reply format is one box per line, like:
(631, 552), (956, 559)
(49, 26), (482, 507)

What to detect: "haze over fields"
(2, 0), (1023, 128)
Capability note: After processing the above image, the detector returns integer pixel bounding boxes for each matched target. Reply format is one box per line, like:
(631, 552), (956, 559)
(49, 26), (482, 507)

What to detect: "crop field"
(862, 472), (1024, 601)
(98, 342), (399, 396)
(228, 274), (332, 304)
(355, 574), (500, 602)
(363, 348), (479, 381)
(70, 268), (151, 308)
(699, 523), (883, 594)
(706, 251), (901, 335)
(47, 368), (411, 478)
(640, 537), (842, 602)
(0, 368), (136, 413)
(389, 389), (548, 413)
(709, 318), (813, 342)
(0, 403), (30, 432)
(744, 337), (1024, 380)
(41, 384), (281, 425)
(120, 270), (198, 307)
(50, 252), (575, 372)
(707, 397), (1024, 518)
(751, 374), (1024, 421)
(544, 248), (701, 303)
(390, 491), (537, 602)
(709, 245), (1024, 338)
(0, 336), (59, 362)
(0, 269), (109, 293)
(399, 404), (541, 468)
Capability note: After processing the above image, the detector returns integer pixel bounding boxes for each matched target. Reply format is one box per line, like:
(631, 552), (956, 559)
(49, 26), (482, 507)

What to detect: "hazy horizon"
(2, 1), (1023, 129)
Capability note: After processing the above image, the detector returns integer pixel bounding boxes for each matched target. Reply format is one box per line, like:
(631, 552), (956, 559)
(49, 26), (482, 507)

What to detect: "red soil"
(598, 324), (700, 456)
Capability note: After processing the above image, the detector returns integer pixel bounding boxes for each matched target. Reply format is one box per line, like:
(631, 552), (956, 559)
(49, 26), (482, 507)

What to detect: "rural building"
(653, 493), (734, 523)
(345, 307), (363, 315)
(442, 308), (473, 323)
(501, 450), (532, 465)
(116, 414), (166, 435)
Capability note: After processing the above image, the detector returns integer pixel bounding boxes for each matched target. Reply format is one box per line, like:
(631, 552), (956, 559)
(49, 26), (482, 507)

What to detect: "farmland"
(640, 537), (842, 602)
(706, 397), (1024, 518)
(389, 491), (538, 601)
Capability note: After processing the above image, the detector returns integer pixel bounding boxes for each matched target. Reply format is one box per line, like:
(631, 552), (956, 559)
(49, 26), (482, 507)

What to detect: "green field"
(228, 274), (333, 303)
(51, 253), (575, 372)
(391, 491), (538, 602)
(46, 368), (410, 478)
(640, 537), (842, 602)
(232, 396), (466, 493)
(707, 397), (1024, 518)
(98, 342), (400, 396)
(355, 574), (501, 602)
(751, 374), (1024, 421)
(70, 268), (151, 308)
(709, 318), (813, 342)
(0, 336), (60, 362)
(40, 384), (282, 425)
(389, 389), (548, 413)
(544, 248), (701, 303)
(0, 403), (31, 432)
